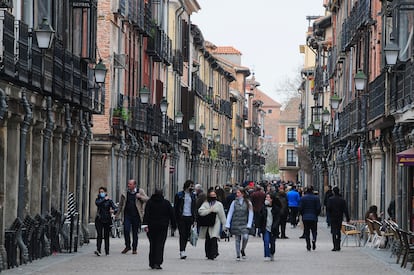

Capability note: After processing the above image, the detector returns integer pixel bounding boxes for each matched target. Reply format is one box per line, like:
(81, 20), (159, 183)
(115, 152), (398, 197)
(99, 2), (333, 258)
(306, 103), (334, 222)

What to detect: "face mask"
(99, 192), (106, 198)
(207, 197), (217, 202)
(264, 200), (270, 206)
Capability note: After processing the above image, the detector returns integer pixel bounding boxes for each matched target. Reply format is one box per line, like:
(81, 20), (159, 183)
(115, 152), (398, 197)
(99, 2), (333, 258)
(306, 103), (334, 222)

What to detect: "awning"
(397, 148), (414, 166)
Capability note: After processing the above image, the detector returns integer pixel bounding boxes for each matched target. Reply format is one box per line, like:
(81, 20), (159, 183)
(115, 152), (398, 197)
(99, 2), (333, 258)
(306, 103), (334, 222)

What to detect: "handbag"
(190, 225), (198, 246)
(197, 212), (216, 226)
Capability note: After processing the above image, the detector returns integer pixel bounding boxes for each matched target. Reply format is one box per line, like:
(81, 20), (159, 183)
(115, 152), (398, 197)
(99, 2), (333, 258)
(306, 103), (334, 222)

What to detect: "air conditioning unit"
(113, 53), (127, 69)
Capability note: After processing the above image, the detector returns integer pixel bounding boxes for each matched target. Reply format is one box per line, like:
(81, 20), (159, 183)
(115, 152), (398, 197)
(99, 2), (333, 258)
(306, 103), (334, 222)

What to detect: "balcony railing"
(338, 97), (366, 139)
(192, 74), (208, 98)
(390, 61), (414, 113)
(368, 73), (385, 122)
(173, 49), (183, 76)
(278, 158), (299, 169)
(341, 0), (371, 51)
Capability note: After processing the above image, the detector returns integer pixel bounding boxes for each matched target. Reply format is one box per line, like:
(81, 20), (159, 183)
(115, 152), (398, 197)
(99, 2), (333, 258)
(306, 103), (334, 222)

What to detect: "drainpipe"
(18, 89), (32, 218)
(60, 104), (73, 214)
(82, 113), (92, 239)
(41, 96), (54, 216)
(0, 88), (7, 120)
(75, 110), (86, 249)
(118, 135), (127, 189)
(379, 135), (386, 215)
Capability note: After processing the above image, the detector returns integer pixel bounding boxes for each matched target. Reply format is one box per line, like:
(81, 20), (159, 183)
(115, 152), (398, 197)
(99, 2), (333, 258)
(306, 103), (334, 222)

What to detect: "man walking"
(116, 179), (148, 254)
(299, 186), (321, 251)
(286, 185), (301, 228)
(327, 186), (350, 251)
(174, 179), (196, 259)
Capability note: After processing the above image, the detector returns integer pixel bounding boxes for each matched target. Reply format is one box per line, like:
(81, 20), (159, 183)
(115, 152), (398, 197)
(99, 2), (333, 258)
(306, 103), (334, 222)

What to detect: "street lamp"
(189, 117), (196, 130)
(175, 111), (184, 124)
(160, 97), (168, 113)
(330, 93), (342, 110)
(354, 69), (367, 91)
(139, 86), (150, 104)
(199, 124), (205, 135)
(307, 124), (315, 136)
(214, 134), (220, 143)
(384, 39), (400, 66)
(94, 59), (107, 84)
(313, 119), (321, 131)
(322, 107), (330, 123)
(34, 17), (55, 49)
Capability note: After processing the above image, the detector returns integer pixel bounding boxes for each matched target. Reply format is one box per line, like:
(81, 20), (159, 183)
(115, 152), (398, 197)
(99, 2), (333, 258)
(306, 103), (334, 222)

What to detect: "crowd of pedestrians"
(94, 179), (352, 270)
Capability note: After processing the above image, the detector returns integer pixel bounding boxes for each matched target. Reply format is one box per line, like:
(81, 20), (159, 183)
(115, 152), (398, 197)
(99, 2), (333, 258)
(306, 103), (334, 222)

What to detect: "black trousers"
(147, 225), (168, 267)
(178, 216), (193, 252)
(331, 221), (342, 250)
(95, 217), (111, 254)
(279, 215), (288, 237)
(289, 207), (299, 226)
(303, 220), (318, 246)
(205, 230), (218, 259)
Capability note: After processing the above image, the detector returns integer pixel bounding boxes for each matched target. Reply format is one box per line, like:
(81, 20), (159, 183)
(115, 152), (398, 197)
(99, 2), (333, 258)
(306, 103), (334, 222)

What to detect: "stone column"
(51, 126), (63, 210)
(31, 121), (44, 215)
(370, 144), (382, 207)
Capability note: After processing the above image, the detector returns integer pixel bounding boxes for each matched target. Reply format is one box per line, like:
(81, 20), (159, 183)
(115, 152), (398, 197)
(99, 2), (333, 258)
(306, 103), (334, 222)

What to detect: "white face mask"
(264, 200), (270, 206)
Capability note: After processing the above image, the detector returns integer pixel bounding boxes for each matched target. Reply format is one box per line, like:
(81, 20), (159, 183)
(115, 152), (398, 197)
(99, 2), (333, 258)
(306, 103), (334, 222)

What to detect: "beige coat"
(116, 188), (149, 222)
(198, 200), (226, 239)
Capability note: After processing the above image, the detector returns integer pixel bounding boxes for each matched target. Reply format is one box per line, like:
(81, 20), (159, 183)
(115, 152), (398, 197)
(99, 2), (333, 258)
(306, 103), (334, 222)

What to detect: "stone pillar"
(0, 117), (7, 246)
(51, 126), (63, 210)
(370, 145), (382, 207)
(90, 141), (113, 222)
(6, 114), (21, 223)
(31, 121), (44, 215)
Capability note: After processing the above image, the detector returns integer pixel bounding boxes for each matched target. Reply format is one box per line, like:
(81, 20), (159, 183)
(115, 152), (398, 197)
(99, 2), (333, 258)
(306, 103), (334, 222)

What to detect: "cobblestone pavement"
(3, 219), (412, 275)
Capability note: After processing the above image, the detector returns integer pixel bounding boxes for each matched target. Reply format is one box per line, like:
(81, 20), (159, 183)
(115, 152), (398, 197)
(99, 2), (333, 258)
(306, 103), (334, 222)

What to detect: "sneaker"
(153, 264), (162, 270)
(180, 251), (187, 259)
(132, 250), (137, 255)
(94, 250), (101, 256)
(236, 256), (241, 261)
(241, 250), (246, 259)
(312, 240), (316, 250)
(121, 247), (131, 254)
(270, 254), (274, 261)
(264, 257), (271, 262)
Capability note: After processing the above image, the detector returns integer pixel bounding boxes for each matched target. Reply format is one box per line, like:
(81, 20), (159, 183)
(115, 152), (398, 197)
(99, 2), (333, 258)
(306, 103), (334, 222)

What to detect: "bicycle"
(111, 214), (123, 238)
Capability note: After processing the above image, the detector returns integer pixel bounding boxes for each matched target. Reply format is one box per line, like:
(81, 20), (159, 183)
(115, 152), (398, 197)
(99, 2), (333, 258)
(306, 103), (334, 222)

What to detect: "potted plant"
(112, 107), (130, 127)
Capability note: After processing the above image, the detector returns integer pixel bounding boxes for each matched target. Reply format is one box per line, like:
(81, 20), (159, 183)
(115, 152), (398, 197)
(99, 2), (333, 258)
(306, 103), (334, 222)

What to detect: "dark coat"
(256, 203), (281, 236)
(327, 194), (350, 223)
(143, 193), (176, 230)
(299, 193), (321, 221)
(174, 190), (196, 221)
(95, 196), (118, 224)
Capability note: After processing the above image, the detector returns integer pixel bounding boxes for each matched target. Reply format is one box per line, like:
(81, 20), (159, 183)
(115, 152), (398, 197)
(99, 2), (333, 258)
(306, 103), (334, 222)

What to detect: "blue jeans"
(123, 215), (140, 250)
(262, 230), (276, 257)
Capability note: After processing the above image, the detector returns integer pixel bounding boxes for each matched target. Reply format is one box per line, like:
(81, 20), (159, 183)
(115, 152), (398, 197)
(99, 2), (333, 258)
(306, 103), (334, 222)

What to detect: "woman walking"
(198, 190), (227, 260)
(94, 187), (118, 256)
(257, 193), (281, 261)
(225, 187), (254, 261)
(143, 189), (176, 270)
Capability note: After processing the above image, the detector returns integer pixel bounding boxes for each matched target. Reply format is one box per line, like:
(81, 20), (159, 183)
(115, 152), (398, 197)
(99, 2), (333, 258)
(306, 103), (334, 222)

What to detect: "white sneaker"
(180, 251), (187, 259)
(236, 256), (241, 261)
(264, 257), (271, 261)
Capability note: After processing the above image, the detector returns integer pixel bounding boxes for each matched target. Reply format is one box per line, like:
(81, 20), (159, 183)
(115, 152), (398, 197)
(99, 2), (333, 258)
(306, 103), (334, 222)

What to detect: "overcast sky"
(191, 0), (325, 104)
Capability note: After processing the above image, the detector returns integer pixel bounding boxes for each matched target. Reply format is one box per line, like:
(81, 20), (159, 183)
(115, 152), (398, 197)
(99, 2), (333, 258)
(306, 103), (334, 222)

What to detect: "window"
(287, 127), (296, 142)
(287, 150), (297, 167)
(268, 109), (272, 114)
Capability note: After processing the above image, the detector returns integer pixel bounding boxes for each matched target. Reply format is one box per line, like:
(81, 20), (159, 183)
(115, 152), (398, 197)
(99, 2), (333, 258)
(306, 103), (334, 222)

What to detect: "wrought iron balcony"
(192, 74), (208, 98)
(243, 106), (248, 120)
(338, 97), (366, 139)
(390, 61), (414, 113)
(219, 144), (232, 160)
(173, 49), (184, 76)
(341, 0), (371, 51)
(368, 73), (385, 123)
(314, 65), (324, 93)
(220, 99), (232, 119)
